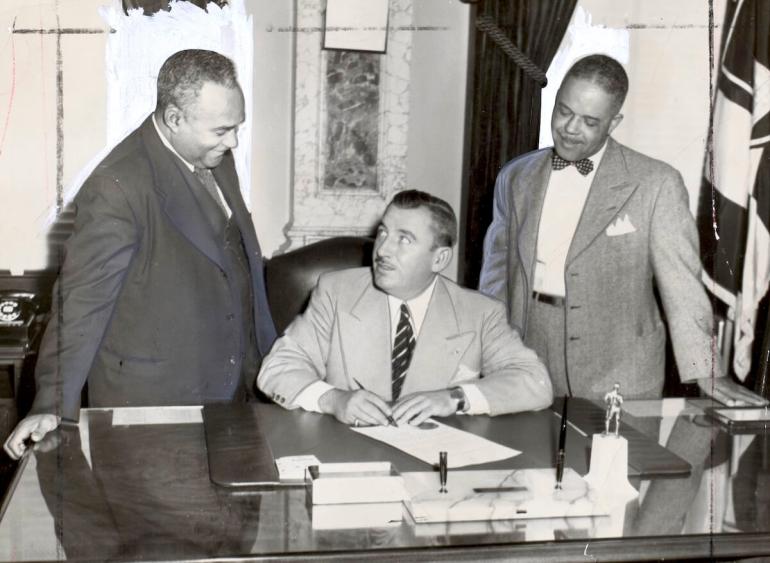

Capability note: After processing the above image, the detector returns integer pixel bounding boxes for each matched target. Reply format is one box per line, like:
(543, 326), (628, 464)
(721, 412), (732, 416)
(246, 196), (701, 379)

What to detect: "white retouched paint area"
(542, 0), (728, 215)
(0, 0), (722, 274)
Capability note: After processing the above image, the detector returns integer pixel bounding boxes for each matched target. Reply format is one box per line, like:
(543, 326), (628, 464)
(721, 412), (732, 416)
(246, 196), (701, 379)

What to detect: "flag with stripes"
(697, 0), (770, 379)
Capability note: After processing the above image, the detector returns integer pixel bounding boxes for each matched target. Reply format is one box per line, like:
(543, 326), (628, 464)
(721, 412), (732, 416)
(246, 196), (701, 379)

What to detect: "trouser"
(525, 297), (570, 397)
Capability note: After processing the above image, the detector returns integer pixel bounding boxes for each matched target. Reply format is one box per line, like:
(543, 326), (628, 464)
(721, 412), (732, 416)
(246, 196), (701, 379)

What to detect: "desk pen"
(352, 377), (398, 427)
(439, 451), (448, 493)
(555, 396), (568, 490)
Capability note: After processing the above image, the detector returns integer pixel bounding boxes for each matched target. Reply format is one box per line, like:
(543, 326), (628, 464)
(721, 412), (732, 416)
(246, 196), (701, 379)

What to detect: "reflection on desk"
(0, 400), (768, 561)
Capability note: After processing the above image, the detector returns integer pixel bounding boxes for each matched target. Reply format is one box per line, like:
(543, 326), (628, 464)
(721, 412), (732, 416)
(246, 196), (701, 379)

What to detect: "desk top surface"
(0, 398), (768, 561)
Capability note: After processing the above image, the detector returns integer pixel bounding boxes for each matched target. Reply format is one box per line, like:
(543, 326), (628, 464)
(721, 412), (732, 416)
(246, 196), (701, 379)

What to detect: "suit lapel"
(514, 151), (552, 287)
(567, 138), (638, 265)
(401, 278), (474, 397)
(338, 280), (392, 398)
(140, 117), (226, 270)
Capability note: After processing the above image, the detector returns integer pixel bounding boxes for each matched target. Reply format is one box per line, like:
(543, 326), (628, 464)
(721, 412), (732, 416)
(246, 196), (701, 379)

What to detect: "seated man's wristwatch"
(449, 386), (469, 414)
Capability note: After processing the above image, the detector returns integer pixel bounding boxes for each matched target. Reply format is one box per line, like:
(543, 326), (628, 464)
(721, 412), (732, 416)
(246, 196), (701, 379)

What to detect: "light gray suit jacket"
(479, 137), (716, 399)
(257, 268), (552, 415)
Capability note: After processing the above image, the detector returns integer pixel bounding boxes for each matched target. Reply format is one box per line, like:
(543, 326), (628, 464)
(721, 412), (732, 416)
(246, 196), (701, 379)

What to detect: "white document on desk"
(352, 420), (520, 468)
(111, 406), (203, 426)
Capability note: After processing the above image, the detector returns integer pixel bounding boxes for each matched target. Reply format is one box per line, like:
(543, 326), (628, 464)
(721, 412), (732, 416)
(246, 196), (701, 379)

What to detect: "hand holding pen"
(318, 382), (395, 427)
(352, 378), (398, 427)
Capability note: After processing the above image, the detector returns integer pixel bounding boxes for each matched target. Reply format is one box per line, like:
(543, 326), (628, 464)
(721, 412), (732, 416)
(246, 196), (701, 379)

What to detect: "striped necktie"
(194, 167), (228, 217)
(391, 303), (416, 401)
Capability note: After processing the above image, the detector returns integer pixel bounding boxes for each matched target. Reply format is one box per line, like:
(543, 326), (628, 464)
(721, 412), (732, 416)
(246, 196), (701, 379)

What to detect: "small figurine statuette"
(604, 382), (623, 437)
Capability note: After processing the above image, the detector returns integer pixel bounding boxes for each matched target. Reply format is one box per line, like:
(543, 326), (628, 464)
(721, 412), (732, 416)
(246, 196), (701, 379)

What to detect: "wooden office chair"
(264, 237), (374, 335)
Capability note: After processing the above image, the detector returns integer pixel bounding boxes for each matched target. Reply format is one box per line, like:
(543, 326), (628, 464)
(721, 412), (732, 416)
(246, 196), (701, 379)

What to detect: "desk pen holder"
(583, 434), (639, 505)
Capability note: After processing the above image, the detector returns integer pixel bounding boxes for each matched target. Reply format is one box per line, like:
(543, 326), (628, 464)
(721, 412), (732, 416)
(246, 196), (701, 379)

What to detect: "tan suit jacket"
(257, 268), (552, 415)
(479, 138), (716, 399)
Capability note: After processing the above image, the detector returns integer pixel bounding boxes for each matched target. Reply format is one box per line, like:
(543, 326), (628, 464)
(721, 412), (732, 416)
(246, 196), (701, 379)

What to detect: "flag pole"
(755, 304), (770, 400)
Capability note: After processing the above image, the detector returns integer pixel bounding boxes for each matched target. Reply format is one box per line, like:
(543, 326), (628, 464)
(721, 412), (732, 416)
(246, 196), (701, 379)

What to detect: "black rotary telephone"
(0, 292), (38, 339)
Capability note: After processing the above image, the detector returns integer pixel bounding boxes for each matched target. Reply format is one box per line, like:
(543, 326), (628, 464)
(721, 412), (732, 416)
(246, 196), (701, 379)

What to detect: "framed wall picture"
(323, 0), (389, 54)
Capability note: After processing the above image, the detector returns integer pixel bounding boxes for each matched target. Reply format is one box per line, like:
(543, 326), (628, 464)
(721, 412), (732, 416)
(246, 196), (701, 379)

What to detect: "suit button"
(226, 313), (235, 320)
(229, 357), (236, 365)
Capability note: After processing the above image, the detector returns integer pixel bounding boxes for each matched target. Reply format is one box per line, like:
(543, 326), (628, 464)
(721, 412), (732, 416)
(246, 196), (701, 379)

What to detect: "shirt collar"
(387, 276), (438, 336)
(152, 114), (195, 172)
(587, 140), (608, 169)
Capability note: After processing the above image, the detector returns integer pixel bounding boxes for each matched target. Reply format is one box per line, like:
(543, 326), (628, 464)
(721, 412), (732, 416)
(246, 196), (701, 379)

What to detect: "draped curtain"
(461, 0), (577, 287)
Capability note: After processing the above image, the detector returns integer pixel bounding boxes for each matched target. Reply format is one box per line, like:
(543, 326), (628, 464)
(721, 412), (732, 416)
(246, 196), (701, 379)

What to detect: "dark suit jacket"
(479, 138), (715, 399)
(31, 116), (276, 420)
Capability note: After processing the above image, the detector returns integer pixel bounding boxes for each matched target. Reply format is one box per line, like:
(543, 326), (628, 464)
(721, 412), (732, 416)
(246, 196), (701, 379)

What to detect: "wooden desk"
(0, 400), (768, 561)
(203, 398), (690, 488)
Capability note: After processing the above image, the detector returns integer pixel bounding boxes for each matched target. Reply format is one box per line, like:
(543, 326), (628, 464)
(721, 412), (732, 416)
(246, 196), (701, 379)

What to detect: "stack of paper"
(275, 455), (321, 481)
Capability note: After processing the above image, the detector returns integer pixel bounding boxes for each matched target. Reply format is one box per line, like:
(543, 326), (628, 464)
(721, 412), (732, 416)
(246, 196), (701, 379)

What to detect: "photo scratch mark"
(9, 20), (111, 215)
(12, 28), (113, 34)
(624, 23), (720, 30)
(270, 25), (448, 33)
(0, 19), (17, 158)
(55, 15), (63, 214)
(708, 0), (719, 242)
(38, 12), (52, 198)
(583, 542), (597, 561)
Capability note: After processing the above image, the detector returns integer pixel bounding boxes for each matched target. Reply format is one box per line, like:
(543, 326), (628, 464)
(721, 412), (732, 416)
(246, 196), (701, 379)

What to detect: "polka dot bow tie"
(552, 152), (594, 176)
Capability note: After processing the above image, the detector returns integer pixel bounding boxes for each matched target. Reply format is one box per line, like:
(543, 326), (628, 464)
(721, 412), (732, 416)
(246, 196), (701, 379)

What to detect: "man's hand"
(319, 388), (393, 426)
(3, 414), (61, 460)
(392, 390), (456, 426)
(696, 376), (769, 407)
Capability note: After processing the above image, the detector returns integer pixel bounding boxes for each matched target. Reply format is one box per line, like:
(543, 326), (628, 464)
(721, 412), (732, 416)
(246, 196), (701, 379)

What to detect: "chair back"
(265, 237), (373, 334)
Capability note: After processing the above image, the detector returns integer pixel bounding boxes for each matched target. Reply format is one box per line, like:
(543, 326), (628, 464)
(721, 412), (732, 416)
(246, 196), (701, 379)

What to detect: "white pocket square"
(605, 213), (636, 236)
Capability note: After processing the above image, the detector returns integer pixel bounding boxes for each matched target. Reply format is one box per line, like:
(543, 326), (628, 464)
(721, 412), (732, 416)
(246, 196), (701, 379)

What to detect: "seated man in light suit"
(257, 190), (552, 426)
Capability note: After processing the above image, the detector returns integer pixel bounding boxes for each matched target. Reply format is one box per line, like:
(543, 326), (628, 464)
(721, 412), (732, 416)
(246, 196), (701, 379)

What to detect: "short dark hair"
(563, 54), (629, 112)
(156, 49), (239, 113)
(388, 190), (457, 248)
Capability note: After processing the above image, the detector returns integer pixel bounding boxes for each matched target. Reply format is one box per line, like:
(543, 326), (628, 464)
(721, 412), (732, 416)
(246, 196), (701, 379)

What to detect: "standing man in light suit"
(5, 49), (277, 459)
(258, 190), (552, 426)
(479, 54), (763, 404)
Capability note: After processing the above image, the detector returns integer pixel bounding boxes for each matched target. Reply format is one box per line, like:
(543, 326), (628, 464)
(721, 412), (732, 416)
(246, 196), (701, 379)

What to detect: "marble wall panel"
(285, 0), (412, 249)
(323, 51), (380, 192)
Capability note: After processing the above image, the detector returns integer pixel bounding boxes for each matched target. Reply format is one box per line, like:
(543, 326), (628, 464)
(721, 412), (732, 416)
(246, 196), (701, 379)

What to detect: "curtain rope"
(475, 14), (548, 87)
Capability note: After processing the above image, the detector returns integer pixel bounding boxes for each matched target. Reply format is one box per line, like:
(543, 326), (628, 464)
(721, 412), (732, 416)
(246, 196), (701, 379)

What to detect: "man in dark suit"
(479, 54), (763, 405)
(4, 49), (276, 459)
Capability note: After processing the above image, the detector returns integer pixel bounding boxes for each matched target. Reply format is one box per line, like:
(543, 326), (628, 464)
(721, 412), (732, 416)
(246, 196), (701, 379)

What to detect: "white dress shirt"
(295, 276), (490, 414)
(533, 142), (607, 297)
(152, 114), (232, 218)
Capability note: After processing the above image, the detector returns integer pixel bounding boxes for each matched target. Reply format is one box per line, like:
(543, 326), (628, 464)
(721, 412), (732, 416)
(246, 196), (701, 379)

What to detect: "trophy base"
(583, 433), (639, 504)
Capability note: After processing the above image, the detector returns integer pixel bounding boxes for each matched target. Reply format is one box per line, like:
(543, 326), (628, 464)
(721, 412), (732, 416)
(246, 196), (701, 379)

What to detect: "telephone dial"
(0, 292), (38, 338)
